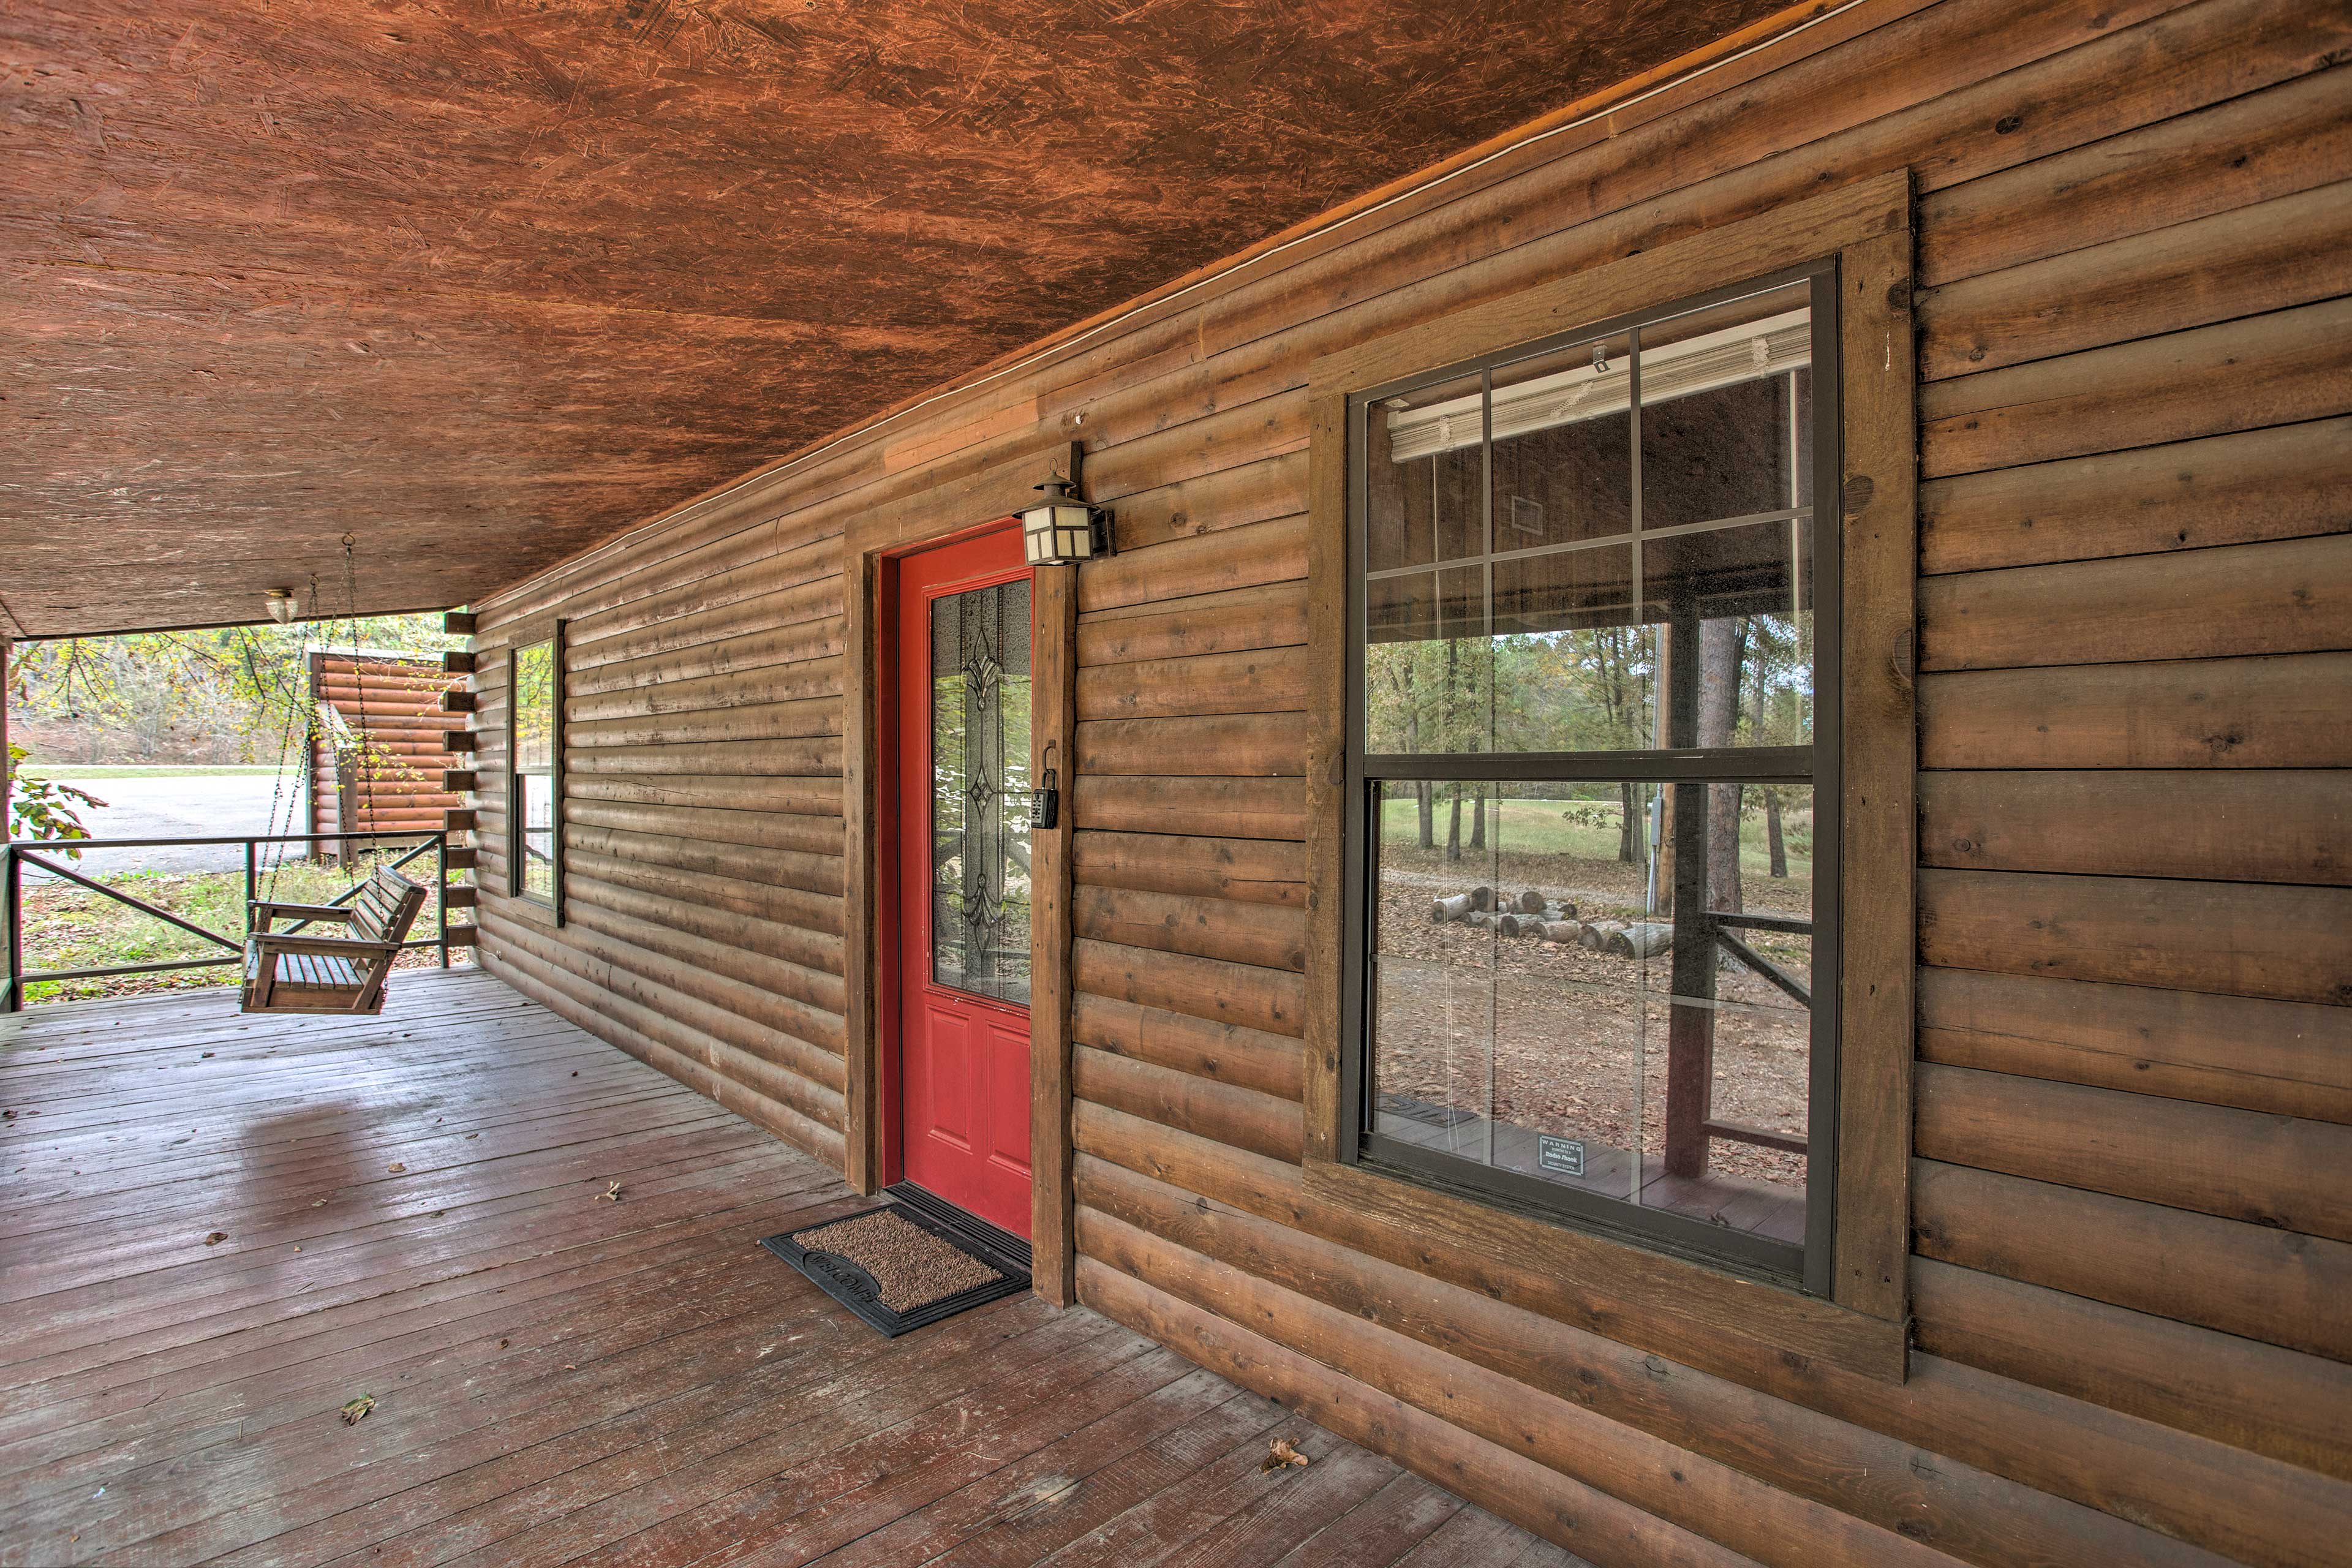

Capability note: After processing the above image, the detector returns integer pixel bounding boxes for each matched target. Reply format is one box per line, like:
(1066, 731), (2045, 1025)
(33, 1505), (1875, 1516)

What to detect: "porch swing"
(239, 536), (430, 1015)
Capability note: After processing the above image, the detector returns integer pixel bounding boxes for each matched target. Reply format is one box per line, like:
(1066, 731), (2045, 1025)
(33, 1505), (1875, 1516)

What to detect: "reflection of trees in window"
(929, 579), (1032, 1005)
(1352, 277), (1831, 1280)
(512, 639), (558, 905)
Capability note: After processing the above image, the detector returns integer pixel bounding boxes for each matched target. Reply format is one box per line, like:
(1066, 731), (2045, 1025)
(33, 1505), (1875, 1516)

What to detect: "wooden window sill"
(1302, 1152), (1909, 1383)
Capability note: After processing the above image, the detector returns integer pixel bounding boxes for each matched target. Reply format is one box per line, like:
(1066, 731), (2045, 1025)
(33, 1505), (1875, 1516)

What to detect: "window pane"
(1635, 779), (1814, 1241)
(1366, 372), (1483, 573)
(1646, 519), (1813, 749)
(1640, 283), (1812, 529)
(1365, 565), (1488, 753)
(514, 641), (555, 772)
(1369, 780), (1814, 1261)
(513, 638), (558, 905)
(1490, 548), (1650, 754)
(1488, 328), (1635, 549)
(1370, 777), (1504, 1169)
(519, 772), (557, 902)
(929, 578), (1033, 1005)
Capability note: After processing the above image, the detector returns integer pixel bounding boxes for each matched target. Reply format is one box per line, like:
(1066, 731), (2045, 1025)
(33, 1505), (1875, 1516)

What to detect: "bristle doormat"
(761, 1200), (1028, 1337)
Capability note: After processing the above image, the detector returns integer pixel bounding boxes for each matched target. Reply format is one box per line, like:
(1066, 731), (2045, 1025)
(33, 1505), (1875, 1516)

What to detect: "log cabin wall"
(306, 652), (465, 848)
(464, 0), (2352, 1560)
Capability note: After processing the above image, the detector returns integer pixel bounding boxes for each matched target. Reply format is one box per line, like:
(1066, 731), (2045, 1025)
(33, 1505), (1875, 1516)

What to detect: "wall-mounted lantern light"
(1019, 473), (1114, 567)
(265, 587), (299, 625)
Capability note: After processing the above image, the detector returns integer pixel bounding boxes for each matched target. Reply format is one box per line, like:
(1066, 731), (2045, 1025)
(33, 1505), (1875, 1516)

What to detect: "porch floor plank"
(0, 968), (1575, 1566)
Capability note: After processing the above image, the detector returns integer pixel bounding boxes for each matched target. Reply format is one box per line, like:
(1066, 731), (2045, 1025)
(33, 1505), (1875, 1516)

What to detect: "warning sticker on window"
(1537, 1134), (1586, 1177)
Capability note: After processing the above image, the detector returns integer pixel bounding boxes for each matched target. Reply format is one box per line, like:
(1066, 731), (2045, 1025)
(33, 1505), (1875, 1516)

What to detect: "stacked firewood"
(1428, 886), (1673, 956)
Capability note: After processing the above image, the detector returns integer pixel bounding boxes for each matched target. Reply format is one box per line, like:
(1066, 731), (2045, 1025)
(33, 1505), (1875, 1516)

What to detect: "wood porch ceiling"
(0, 0), (1784, 638)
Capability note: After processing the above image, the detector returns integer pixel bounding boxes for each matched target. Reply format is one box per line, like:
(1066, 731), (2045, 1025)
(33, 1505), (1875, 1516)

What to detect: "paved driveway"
(18, 772), (301, 877)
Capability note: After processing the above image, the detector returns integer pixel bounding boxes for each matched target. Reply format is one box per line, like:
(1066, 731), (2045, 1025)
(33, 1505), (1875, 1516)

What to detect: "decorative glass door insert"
(929, 578), (1033, 1005)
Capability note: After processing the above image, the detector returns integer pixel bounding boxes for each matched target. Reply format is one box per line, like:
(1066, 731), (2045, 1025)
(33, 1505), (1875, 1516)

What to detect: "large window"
(1343, 268), (1839, 1289)
(510, 630), (562, 914)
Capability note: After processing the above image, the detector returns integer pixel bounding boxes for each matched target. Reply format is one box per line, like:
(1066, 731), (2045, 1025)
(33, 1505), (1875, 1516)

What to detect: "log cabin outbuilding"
(304, 649), (467, 861)
(2, 0), (2348, 1562)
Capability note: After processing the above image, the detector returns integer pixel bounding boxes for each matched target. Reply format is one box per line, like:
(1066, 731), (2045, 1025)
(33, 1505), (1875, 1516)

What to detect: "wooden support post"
(1, 631), (10, 833)
(1031, 562), (1079, 1307)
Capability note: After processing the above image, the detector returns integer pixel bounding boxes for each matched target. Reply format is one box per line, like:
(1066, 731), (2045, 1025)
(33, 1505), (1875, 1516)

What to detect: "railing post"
(436, 830), (449, 968)
(3, 846), (20, 1014)
(244, 839), (257, 935)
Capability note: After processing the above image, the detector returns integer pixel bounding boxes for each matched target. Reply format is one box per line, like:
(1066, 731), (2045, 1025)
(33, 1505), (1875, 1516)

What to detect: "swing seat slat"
(241, 866), (428, 1016)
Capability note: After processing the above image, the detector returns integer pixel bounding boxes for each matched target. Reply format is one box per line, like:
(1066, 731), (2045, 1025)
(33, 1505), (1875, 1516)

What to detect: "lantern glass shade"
(1020, 498), (1104, 565)
(265, 589), (298, 625)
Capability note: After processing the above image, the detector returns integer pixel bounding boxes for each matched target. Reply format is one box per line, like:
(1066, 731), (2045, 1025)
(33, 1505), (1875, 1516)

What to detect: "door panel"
(892, 526), (1035, 1238)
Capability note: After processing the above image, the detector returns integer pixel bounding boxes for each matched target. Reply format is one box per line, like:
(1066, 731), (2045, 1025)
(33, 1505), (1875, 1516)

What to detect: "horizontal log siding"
(467, 524), (850, 1169)
(469, 2), (2352, 1562)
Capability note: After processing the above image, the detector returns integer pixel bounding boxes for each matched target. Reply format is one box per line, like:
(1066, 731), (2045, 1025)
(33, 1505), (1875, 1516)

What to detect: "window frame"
(507, 619), (565, 921)
(1301, 173), (1916, 1381)
(1340, 259), (1842, 1293)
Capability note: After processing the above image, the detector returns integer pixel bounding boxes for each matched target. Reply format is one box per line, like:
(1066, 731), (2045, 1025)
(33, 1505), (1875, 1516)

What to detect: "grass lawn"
(10, 852), (454, 1007)
(1378, 794), (1812, 883)
(17, 765), (292, 779)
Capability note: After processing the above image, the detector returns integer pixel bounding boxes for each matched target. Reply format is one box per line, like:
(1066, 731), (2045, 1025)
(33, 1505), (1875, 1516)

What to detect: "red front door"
(887, 526), (1035, 1238)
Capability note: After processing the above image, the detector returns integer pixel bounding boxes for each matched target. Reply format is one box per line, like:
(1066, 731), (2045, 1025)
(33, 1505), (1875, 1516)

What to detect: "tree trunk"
(1607, 922), (1675, 958)
(1445, 786), (1462, 862)
(1618, 782), (1642, 864)
(1469, 788), (1486, 851)
(1699, 617), (1743, 914)
(1408, 706), (1434, 850)
(1653, 628), (1677, 916)
(1748, 620), (1787, 881)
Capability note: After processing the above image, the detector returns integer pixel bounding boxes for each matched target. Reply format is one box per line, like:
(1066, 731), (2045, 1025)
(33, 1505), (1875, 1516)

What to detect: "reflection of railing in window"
(1667, 899), (1811, 1170)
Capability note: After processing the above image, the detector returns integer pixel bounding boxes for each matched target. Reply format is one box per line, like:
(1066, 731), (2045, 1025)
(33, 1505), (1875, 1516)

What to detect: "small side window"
(510, 631), (562, 914)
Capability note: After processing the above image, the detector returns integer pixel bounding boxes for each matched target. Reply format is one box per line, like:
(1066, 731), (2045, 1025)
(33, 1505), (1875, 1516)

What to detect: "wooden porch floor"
(0, 969), (1578, 1568)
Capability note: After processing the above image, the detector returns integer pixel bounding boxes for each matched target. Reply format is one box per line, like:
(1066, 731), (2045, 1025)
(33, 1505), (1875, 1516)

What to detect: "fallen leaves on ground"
(597, 1181), (622, 1202)
(386, 1163), (406, 1174)
(1261, 1438), (1310, 1472)
(339, 1395), (375, 1426)
(204, 1231), (228, 1245)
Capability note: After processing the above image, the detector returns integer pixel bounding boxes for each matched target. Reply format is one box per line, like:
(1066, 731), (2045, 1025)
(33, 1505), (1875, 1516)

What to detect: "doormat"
(761, 1200), (1028, 1338)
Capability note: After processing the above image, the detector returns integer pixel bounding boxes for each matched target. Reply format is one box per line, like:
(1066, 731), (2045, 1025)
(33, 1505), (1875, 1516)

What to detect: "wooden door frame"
(842, 438), (1084, 1306)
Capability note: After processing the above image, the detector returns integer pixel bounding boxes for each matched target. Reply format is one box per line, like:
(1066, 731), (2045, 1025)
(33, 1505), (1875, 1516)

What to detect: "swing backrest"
(351, 867), (429, 946)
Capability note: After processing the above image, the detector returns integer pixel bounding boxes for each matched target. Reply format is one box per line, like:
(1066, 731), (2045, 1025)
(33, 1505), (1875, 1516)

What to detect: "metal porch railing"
(0, 829), (453, 1012)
